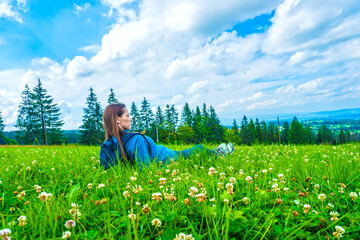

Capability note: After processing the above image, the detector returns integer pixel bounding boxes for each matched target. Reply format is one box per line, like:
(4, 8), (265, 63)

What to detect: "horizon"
(1, 0), (360, 131)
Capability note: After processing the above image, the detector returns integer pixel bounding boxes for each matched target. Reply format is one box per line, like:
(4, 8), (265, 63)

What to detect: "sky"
(1, 0), (360, 131)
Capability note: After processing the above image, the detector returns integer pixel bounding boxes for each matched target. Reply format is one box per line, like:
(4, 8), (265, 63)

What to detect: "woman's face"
(118, 108), (132, 130)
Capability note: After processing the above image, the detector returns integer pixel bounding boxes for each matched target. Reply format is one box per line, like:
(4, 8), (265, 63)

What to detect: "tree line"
(227, 116), (354, 146)
(0, 78), (358, 145)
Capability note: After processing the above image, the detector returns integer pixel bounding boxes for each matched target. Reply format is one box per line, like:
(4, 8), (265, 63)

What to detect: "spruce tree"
(0, 111), (5, 138)
(288, 117), (305, 144)
(240, 115), (253, 145)
(79, 87), (104, 145)
(248, 119), (256, 144)
(107, 88), (118, 104)
(164, 104), (178, 130)
(255, 118), (262, 144)
(232, 119), (238, 134)
(155, 106), (164, 126)
(192, 106), (203, 143)
(281, 121), (290, 144)
(181, 103), (192, 126)
(338, 128), (346, 144)
(139, 97), (155, 132)
(31, 78), (64, 145)
(130, 101), (140, 132)
(261, 121), (269, 144)
(208, 105), (224, 143)
(16, 84), (38, 144)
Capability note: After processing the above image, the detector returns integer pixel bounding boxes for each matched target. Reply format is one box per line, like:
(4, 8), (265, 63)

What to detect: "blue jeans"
(175, 144), (215, 159)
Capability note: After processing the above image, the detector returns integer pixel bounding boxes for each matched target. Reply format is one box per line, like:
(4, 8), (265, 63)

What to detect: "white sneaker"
(227, 143), (234, 154)
(215, 143), (227, 156)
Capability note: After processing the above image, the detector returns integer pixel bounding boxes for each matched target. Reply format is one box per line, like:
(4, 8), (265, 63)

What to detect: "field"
(1, 144), (360, 239)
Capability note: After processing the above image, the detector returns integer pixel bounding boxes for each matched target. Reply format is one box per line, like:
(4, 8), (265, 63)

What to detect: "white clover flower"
(87, 183), (93, 189)
(132, 185), (143, 194)
(151, 218), (161, 227)
(333, 226), (345, 238)
(330, 211), (340, 221)
(62, 231), (71, 239)
(174, 233), (186, 240)
(303, 204), (311, 210)
(245, 176), (252, 183)
(350, 192), (358, 200)
(18, 216), (27, 226)
(318, 193), (326, 201)
(97, 183), (105, 189)
(71, 203), (80, 208)
(0, 228), (11, 238)
(152, 192), (162, 201)
(65, 220), (76, 229)
(128, 212), (136, 220)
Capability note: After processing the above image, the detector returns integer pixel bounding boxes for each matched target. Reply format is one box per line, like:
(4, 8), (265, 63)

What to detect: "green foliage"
(107, 88), (118, 104)
(79, 87), (104, 145)
(176, 124), (195, 144)
(130, 101), (140, 132)
(1, 144), (360, 239)
(288, 117), (305, 144)
(139, 97), (154, 131)
(0, 111), (5, 139)
(16, 79), (64, 145)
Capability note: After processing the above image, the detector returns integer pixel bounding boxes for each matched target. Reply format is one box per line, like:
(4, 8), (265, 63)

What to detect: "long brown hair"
(103, 103), (127, 157)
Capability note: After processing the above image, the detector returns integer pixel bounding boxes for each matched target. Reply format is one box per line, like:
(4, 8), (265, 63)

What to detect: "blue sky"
(1, 0), (360, 130)
(0, 0), (115, 69)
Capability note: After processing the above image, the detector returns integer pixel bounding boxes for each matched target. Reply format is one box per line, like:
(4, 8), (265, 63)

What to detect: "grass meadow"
(1, 143), (360, 239)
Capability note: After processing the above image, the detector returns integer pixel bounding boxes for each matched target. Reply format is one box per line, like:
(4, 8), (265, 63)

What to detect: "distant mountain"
(221, 108), (360, 126)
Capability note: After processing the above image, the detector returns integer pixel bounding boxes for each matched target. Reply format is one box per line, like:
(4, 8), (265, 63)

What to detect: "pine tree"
(30, 78), (63, 145)
(254, 118), (262, 143)
(240, 115), (253, 145)
(192, 106), (203, 143)
(261, 121), (268, 144)
(268, 122), (276, 144)
(248, 119), (256, 143)
(208, 105), (224, 143)
(170, 105), (179, 129)
(232, 119), (239, 134)
(316, 125), (335, 144)
(139, 97), (154, 131)
(281, 121), (290, 144)
(0, 111), (5, 138)
(155, 106), (164, 126)
(181, 103), (192, 126)
(16, 84), (38, 144)
(79, 87), (104, 145)
(303, 124), (315, 144)
(107, 88), (118, 104)
(288, 117), (305, 144)
(338, 127), (346, 144)
(130, 101), (140, 132)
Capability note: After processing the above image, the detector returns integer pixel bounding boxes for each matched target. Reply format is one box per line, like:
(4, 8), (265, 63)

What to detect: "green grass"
(1, 144), (360, 239)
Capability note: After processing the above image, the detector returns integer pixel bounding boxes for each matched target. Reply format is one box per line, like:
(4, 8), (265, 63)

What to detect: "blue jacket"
(100, 133), (177, 169)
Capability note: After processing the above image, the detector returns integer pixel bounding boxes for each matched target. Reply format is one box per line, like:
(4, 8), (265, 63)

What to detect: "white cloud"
(0, 0), (26, 23)
(171, 95), (184, 104)
(66, 56), (93, 79)
(79, 44), (101, 53)
(186, 81), (212, 95)
(73, 3), (90, 15)
(263, 0), (360, 54)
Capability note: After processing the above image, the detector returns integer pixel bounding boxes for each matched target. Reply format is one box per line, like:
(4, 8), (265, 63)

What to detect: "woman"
(100, 103), (234, 169)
